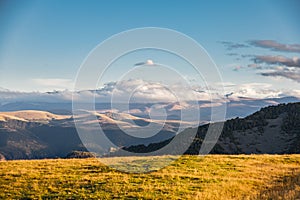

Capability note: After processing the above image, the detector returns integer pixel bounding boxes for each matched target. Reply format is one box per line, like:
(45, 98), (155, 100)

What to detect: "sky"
(0, 0), (300, 100)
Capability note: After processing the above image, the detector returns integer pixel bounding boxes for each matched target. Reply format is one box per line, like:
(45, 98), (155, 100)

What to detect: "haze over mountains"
(0, 79), (300, 160)
(1, 79), (300, 110)
(1, 79), (299, 120)
(0, 100), (299, 160)
(0, 109), (185, 160)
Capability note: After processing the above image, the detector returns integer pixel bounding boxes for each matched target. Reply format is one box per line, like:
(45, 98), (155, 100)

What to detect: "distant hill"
(0, 110), (179, 160)
(0, 102), (299, 160)
(1, 96), (299, 120)
(0, 113), (85, 160)
(116, 102), (300, 155)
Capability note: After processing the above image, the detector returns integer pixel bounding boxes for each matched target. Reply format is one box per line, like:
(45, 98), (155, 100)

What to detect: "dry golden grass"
(0, 110), (71, 122)
(0, 155), (299, 199)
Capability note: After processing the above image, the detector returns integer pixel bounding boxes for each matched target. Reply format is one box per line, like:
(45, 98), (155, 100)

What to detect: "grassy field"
(0, 155), (300, 199)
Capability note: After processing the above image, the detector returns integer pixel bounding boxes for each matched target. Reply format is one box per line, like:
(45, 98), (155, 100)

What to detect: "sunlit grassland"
(0, 155), (300, 199)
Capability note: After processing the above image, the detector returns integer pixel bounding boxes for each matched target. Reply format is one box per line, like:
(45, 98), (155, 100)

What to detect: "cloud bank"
(223, 39), (300, 83)
(261, 68), (300, 83)
(250, 40), (300, 53)
(253, 55), (300, 68)
(1, 79), (299, 104)
(251, 55), (300, 82)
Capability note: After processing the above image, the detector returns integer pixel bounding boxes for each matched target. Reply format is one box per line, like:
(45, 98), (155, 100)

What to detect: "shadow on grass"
(254, 170), (300, 200)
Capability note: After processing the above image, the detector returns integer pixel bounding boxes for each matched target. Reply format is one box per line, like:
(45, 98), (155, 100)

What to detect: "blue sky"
(0, 0), (299, 97)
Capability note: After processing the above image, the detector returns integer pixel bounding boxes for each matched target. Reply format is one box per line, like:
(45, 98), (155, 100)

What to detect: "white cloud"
(222, 82), (285, 99)
(0, 90), (73, 103)
(0, 79), (299, 104)
(99, 79), (225, 103)
(134, 59), (157, 66)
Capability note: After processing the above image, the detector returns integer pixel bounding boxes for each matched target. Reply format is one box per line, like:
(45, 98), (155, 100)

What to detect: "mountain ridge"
(0, 102), (299, 160)
(115, 102), (300, 156)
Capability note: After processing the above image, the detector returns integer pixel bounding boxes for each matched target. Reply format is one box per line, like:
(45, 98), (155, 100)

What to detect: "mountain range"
(0, 101), (299, 160)
(0, 109), (184, 160)
(116, 102), (300, 156)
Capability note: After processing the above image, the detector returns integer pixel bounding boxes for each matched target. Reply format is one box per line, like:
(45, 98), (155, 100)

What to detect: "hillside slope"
(120, 102), (300, 155)
(0, 111), (178, 159)
(0, 102), (299, 159)
(0, 155), (299, 199)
